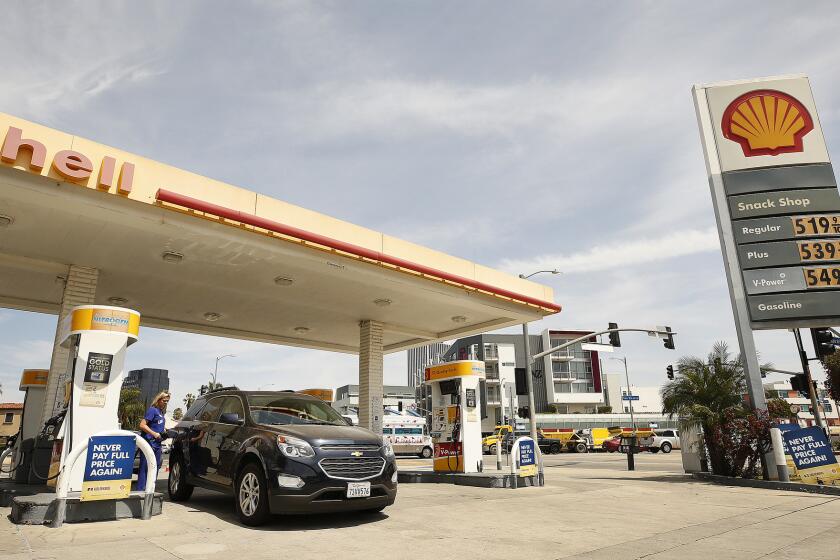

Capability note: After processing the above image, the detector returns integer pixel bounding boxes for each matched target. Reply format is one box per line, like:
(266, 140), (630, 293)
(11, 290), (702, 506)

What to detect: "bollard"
(49, 498), (67, 528)
(626, 436), (636, 471)
(769, 427), (790, 482)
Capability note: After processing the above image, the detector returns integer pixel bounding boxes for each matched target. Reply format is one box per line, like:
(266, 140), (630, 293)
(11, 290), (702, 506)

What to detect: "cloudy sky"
(2, 1), (840, 412)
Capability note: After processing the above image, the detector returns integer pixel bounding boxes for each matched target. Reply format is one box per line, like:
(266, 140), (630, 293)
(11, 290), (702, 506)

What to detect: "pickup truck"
(641, 429), (680, 453)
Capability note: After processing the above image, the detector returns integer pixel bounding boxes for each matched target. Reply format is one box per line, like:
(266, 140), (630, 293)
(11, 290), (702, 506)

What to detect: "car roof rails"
(207, 385), (240, 393)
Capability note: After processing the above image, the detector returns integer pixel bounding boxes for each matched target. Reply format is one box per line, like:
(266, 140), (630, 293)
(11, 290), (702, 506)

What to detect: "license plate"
(346, 481), (371, 498)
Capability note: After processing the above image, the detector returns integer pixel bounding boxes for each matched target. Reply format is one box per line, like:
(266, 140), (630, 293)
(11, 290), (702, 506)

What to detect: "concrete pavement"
(1, 453), (838, 559)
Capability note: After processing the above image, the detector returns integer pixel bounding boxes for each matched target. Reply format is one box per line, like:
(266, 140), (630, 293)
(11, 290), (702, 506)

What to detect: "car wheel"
(420, 446), (433, 459)
(550, 443), (561, 455)
(168, 454), (194, 502)
(575, 442), (588, 454)
(235, 463), (270, 526)
(489, 444), (497, 454)
(650, 447), (659, 454)
(661, 442), (672, 454)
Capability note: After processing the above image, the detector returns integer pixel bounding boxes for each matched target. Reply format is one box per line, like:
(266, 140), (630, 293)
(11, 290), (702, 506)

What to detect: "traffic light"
(608, 322), (621, 347)
(517, 406), (530, 419)
(663, 326), (675, 350)
(790, 373), (809, 393)
(810, 327), (836, 361)
(666, 365), (674, 380)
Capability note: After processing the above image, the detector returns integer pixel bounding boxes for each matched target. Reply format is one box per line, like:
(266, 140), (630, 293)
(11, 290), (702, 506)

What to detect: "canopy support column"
(42, 265), (99, 425)
(358, 320), (384, 434)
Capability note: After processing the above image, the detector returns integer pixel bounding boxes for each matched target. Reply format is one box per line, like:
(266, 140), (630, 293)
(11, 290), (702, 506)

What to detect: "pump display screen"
(438, 379), (459, 395)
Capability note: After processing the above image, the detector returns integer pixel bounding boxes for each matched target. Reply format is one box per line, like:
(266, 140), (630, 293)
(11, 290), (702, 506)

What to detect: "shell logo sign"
(721, 89), (814, 157)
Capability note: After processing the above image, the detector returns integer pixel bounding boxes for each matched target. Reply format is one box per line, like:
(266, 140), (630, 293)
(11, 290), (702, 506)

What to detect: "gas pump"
(52, 305), (140, 493)
(425, 360), (484, 473)
(10, 369), (48, 482)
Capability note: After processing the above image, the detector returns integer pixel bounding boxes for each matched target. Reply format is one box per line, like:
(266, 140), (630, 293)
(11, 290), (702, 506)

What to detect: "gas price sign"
(695, 75), (840, 328)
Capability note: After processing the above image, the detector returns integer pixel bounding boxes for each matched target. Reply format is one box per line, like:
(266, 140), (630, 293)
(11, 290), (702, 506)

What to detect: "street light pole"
(518, 269), (562, 447)
(611, 355), (637, 471)
(612, 356), (636, 432)
(213, 354), (236, 387)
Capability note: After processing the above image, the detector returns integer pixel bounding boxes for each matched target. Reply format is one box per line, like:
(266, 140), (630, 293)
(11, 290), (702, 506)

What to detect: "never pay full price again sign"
(80, 435), (136, 501)
(781, 426), (840, 486)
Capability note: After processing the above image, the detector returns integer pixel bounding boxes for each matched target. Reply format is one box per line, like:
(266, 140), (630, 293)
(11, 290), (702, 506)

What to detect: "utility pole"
(518, 269), (561, 446)
(612, 356), (636, 471)
(522, 322), (539, 444)
(793, 329), (826, 429)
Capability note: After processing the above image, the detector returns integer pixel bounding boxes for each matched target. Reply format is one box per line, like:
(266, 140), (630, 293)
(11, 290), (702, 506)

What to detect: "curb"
(692, 472), (840, 496)
(398, 470), (539, 488)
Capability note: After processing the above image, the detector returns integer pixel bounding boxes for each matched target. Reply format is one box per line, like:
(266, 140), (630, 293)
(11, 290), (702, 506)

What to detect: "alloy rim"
(171, 462), (180, 493)
(239, 472), (259, 517)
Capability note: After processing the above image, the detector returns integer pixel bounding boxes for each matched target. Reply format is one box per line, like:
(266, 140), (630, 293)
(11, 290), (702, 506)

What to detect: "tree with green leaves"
(118, 388), (146, 430)
(199, 381), (224, 396)
(822, 351), (840, 402)
(183, 393), (196, 410)
(661, 342), (772, 478)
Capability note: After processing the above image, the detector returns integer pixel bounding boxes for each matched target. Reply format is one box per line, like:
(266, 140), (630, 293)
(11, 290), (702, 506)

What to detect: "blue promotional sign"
(781, 426), (840, 485)
(81, 435), (136, 501)
(514, 437), (537, 477)
(621, 395), (640, 401)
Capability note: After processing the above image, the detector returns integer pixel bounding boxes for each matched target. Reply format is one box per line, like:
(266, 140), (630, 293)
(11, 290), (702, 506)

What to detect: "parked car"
(602, 436), (621, 453)
(167, 389), (398, 526)
(642, 429), (681, 453)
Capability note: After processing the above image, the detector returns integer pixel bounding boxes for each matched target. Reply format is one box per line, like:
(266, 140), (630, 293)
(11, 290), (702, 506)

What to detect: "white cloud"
(498, 228), (720, 275)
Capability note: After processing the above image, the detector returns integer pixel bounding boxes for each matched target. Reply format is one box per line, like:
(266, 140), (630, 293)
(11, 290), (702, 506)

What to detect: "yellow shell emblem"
(722, 89), (814, 157)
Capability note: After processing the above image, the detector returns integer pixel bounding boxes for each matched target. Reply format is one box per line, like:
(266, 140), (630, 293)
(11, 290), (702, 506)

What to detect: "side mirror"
(219, 412), (244, 425)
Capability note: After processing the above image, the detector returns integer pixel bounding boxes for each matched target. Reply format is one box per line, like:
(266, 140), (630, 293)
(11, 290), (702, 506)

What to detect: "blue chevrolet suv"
(168, 389), (398, 525)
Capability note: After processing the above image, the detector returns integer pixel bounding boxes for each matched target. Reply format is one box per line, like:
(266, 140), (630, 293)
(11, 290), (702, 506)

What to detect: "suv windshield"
(248, 394), (347, 426)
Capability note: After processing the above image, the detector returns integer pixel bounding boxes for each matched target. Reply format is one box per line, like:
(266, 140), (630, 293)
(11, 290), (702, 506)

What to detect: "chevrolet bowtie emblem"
(351, 451), (363, 457)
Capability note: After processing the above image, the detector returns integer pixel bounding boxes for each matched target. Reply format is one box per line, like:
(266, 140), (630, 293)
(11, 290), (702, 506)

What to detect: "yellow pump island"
(425, 360), (485, 473)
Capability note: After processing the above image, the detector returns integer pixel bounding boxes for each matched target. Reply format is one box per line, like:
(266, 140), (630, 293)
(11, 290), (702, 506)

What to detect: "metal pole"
(623, 357), (636, 432)
(522, 323), (539, 444)
(794, 329), (826, 429)
(212, 357), (220, 387)
(496, 382), (504, 470)
(507, 388), (515, 466)
(622, 357), (636, 471)
(693, 85), (776, 480)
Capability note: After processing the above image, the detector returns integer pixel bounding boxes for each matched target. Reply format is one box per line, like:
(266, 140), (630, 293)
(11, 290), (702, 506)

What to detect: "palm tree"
(183, 393), (196, 410)
(661, 342), (756, 474)
(118, 388), (146, 430)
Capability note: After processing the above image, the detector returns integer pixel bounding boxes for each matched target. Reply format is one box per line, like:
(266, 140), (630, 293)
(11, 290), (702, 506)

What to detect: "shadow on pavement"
(153, 479), (390, 531)
(573, 475), (697, 484)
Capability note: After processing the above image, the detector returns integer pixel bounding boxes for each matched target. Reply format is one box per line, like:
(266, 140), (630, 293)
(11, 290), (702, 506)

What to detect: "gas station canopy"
(0, 113), (559, 353)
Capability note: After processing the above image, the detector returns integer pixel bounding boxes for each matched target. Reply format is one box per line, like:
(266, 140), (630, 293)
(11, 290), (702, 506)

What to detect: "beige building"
(0, 402), (23, 444)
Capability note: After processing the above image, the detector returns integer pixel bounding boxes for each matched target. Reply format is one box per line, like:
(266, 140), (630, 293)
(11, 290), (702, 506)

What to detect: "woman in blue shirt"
(137, 391), (170, 491)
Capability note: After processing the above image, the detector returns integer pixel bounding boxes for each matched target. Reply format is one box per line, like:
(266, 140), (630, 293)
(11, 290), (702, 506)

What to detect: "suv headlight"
(382, 438), (395, 458)
(277, 435), (315, 458)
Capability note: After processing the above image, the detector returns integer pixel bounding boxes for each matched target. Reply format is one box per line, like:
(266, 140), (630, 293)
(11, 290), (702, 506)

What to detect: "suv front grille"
(319, 457), (386, 480)
(319, 444), (381, 452)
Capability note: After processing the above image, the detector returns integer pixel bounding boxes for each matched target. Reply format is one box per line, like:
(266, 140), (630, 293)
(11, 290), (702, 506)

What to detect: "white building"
(407, 342), (450, 388)
(764, 381), (840, 428)
(333, 384), (416, 415)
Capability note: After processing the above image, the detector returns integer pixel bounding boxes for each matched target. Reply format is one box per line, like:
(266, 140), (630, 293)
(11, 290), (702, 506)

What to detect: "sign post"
(693, 75), (838, 479)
